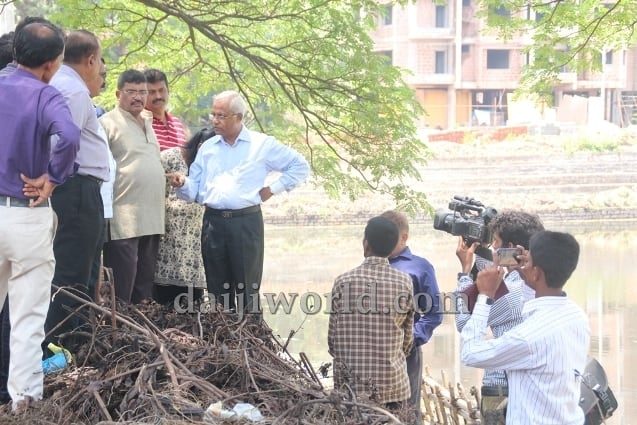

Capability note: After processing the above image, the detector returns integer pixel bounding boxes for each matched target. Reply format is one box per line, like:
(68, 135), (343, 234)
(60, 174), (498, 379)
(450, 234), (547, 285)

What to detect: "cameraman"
(454, 210), (544, 424)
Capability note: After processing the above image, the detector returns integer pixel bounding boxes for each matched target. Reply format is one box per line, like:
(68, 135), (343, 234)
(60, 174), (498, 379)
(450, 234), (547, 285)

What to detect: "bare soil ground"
(264, 129), (637, 225)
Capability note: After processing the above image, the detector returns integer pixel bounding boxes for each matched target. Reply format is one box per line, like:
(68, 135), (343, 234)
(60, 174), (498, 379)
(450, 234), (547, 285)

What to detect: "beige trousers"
(0, 204), (55, 410)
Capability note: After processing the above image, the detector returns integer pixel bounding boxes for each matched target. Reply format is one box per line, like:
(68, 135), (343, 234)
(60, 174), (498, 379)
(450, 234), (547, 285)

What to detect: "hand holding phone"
(495, 247), (523, 267)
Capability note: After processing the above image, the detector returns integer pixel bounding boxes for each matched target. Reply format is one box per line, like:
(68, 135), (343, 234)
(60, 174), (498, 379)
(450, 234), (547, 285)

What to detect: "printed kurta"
(154, 148), (205, 288)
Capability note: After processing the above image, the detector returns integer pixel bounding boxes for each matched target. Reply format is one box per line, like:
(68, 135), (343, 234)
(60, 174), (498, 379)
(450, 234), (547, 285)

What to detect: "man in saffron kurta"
(99, 70), (165, 304)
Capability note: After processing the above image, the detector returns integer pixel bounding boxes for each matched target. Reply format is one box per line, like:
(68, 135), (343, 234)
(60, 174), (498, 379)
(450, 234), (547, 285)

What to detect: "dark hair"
(14, 16), (49, 35)
(183, 128), (215, 169)
(117, 69), (146, 89)
(489, 210), (544, 249)
(529, 231), (579, 289)
(143, 68), (168, 87)
(13, 21), (65, 68)
(63, 30), (100, 64)
(364, 216), (399, 257)
(0, 32), (14, 69)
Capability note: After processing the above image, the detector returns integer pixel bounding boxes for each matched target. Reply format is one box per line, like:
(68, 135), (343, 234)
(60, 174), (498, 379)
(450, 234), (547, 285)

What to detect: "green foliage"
(478, 0), (637, 99)
(563, 130), (636, 154)
(21, 0), (429, 210)
(564, 135), (620, 153)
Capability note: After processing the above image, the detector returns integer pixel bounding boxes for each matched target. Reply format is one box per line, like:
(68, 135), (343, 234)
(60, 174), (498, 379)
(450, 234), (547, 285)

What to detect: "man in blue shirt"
(381, 210), (442, 424)
(0, 19), (80, 412)
(44, 29), (110, 352)
(169, 90), (309, 316)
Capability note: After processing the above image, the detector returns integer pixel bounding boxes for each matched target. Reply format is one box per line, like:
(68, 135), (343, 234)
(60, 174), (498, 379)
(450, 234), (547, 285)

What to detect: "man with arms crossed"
(461, 231), (590, 424)
(0, 19), (80, 411)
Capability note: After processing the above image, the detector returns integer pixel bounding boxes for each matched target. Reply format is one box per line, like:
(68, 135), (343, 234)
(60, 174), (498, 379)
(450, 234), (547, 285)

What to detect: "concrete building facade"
(370, 1), (633, 128)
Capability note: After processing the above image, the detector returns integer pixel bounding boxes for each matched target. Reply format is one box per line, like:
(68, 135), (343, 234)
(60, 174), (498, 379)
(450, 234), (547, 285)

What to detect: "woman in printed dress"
(154, 128), (215, 306)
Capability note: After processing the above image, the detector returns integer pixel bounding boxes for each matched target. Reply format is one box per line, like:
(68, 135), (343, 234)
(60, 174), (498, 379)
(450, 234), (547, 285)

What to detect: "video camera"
(432, 196), (498, 245)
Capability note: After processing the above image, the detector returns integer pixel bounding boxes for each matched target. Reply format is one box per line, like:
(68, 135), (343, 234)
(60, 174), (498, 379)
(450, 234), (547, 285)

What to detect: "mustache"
(152, 99), (165, 104)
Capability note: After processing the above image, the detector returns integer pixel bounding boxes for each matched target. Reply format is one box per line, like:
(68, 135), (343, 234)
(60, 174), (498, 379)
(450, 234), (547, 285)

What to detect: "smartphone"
(495, 247), (522, 267)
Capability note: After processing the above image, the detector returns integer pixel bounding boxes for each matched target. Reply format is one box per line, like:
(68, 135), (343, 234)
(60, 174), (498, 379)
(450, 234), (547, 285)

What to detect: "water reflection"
(262, 224), (637, 423)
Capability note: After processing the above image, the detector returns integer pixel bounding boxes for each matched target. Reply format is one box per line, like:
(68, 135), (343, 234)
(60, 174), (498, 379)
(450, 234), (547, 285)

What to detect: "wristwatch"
(477, 294), (494, 305)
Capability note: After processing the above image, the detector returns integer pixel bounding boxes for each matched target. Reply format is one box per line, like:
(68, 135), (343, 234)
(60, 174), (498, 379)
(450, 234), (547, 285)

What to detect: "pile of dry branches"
(4, 287), (412, 424)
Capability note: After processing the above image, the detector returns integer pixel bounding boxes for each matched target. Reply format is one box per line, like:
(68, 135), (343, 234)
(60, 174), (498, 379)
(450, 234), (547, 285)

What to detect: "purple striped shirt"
(0, 68), (80, 198)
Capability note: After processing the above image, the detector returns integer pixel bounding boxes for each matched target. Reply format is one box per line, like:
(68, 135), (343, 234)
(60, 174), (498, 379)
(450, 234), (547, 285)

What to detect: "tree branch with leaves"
(15, 0), (430, 213)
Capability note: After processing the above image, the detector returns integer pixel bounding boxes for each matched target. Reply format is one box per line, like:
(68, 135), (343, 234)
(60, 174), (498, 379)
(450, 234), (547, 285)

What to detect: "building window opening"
(487, 49), (510, 69)
(435, 51), (447, 74)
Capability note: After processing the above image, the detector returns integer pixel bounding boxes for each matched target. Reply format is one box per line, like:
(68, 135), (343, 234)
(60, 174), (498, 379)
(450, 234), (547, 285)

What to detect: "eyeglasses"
(123, 89), (148, 97)
(208, 113), (238, 121)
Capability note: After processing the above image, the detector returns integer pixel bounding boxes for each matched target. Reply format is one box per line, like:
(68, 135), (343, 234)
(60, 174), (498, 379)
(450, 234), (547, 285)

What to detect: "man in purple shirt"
(381, 210), (443, 425)
(0, 19), (80, 413)
(0, 29), (16, 406)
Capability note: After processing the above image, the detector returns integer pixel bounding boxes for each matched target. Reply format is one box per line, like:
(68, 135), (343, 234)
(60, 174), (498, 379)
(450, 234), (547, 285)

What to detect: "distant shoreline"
(263, 209), (637, 230)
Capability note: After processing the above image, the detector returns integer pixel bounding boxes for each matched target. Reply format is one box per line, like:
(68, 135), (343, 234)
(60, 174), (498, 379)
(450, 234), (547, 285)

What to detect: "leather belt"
(481, 385), (508, 397)
(0, 195), (49, 208)
(73, 174), (103, 185)
(205, 205), (261, 218)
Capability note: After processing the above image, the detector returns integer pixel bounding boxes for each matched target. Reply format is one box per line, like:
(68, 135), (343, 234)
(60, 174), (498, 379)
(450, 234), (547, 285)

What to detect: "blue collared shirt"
(50, 64), (110, 181)
(0, 68), (80, 198)
(389, 246), (443, 346)
(177, 125), (310, 209)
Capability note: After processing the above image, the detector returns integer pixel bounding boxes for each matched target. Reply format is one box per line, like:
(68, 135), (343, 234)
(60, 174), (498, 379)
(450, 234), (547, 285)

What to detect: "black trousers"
(406, 344), (424, 425)
(103, 235), (161, 304)
(45, 175), (104, 344)
(87, 219), (107, 300)
(201, 207), (263, 313)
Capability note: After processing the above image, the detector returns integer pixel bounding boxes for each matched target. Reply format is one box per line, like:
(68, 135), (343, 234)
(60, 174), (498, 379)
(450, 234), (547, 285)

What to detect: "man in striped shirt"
(461, 231), (590, 425)
(455, 210), (544, 424)
(143, 69), (187, 151)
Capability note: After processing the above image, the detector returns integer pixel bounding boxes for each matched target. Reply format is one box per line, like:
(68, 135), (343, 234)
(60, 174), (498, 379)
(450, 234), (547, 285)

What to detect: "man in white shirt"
(461, 231), (590, 425)
(455, 210), (544, 423)
(168, 90), (309, 315)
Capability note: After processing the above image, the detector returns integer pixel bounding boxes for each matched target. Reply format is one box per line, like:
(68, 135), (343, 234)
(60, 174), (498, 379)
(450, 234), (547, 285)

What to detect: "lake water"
(261, 222), (637, 424)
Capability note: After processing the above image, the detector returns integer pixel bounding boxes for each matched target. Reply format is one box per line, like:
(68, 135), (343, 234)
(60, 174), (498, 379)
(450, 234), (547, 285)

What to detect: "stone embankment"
(264, 142), (637, 227)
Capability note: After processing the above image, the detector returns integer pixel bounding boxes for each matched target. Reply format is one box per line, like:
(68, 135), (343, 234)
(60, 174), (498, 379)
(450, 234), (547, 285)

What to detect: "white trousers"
(0, 204), (55, 409)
